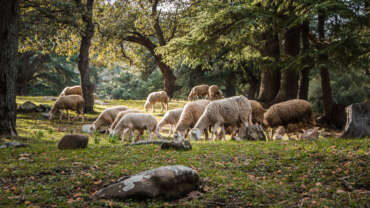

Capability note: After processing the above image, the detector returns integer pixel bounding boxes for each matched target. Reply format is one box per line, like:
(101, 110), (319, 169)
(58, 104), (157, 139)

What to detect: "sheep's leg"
(154, 128), (162, 139)
(169, 125), (173, 136)
(152, 103), (155, 113)
(59, 111), (63, 121)
(66, 109), (70, 121)
(211, 123), (219, 141)
(137, 129), (143, 141)
(160, 102), (164, 112)
(122, 128), (129, 142)
(220, 125), (226, 141)
(204, 129), (209, 141)
(147, 126), (153, 140)
(131, 129), (135, 144)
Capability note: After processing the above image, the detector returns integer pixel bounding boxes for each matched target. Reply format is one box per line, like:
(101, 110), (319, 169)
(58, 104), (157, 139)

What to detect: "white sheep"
(59, 85), (82, 97)
(174, 99), (210, 141)
(156, 108), (183, 136)
(144, 91), (169, 113)
(49, 95), (84, 121)
(91, 106), (129, 132)
(109, 109), (143, 133)
(111, 113), (162, 143)
(190, 96), (253, 141)
(188, 84), (209, 100)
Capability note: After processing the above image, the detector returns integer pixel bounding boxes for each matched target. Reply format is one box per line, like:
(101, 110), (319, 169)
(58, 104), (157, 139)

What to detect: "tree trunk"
(273, 25), (300, 103)
(257, 29), (280, 105)
(78, 0), (95, 113)
(318, 11), (334, 120)
(225, 72), (236, 97)
(298, 21), (311, 100)
(155, 55), (176, 98)
(0, 0), (18, 136)
(247, 76), (258, 100)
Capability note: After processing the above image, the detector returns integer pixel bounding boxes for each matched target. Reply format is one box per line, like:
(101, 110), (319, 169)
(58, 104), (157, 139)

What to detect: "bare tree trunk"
(0, 0), (18, 136)
(257, 29), (280, 104)
(274, 25), (300, 103)
(155, 55), (176, 98)
(78, 0), (95, 113)
(225, 72), (236, 97)
(247, 77), (258, 100)
(298, 21), (311, 100)
(318, 11), (334, 120)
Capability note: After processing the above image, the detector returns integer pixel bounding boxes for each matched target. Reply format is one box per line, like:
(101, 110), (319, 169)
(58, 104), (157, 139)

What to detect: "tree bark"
(155, 56), (176, 98)
(298, 21), (311, 100)
(257, 29), (280, 105)
(247, 76), (258, 100)
(0, 0), (18, 136)
(225, 72), (236, 97)
(273, 25), (300, 103)
(318, 11), (334, 120)
(77, 0), (95, 113)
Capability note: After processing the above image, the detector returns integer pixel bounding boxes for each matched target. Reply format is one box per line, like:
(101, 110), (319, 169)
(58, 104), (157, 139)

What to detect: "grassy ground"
(0, 96), (369, 207)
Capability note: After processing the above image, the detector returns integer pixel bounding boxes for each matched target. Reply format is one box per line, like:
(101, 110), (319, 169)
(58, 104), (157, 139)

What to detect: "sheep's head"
(49, 107), (57, 120)
(144, 101), (150, 112)
(174, 131), (185, 141)
(187, 93), (193, 101)
(90, 123), (97, 132)
(190, 128), (202, 140)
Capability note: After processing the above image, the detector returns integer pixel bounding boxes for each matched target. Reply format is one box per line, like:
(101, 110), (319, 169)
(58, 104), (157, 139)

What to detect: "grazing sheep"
(109, 109), (143, 133)
(59, 85), (82, 97)
(91, 106), (129, 131)
(156, 108), (183, 136)
(174, 100), (210, 141)
(188, 85), (209, 100)
(263, 99), (314, 127)
(111, 113), (161, 143)
(190, 96), (253, 141)
(208, 85), (224, 100)
(250, 100), (266, 125)
(144, 91), (169, 113)
(49, 95), (84, 121)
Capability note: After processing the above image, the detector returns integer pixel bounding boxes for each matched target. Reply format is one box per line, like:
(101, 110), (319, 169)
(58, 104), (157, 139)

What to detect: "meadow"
(0, 97), (368, 207)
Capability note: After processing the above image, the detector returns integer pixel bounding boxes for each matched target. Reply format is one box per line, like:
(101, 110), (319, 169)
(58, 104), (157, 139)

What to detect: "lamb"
(263, 99), (314, 127)
(208, 85), (224, 100)
(188, 84), (209, 100)
(59, 85), (82, 97)
(91, 106), (129, 131)
(190, 96), (253, 141)
(109, 109), (143, 133)
(250, 100), (266, 125)
(156, 108), (183, 136)
(49, 95), (84, 121)
(144, 91), (169, 113)
(174, 99), (210, 141)
(111, 113), (161, 143)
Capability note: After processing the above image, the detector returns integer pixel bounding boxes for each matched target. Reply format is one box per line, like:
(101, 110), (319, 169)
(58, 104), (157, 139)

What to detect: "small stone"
(237, 124), (266, 141)
(58, 134), (89, 150)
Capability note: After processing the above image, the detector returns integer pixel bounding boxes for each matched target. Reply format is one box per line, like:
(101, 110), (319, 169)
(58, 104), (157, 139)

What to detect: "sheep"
(59, 85), (82, 97)
(188, 84), (209, 100)
(109, 109), (143, 133)
(144, 91), (169, 113)
(49, 95), (84, 121)
(91, 106), (129, 131)
(111, 113), (161, 143)
(250, 100), (266, 125)
(263, 99), (314, 127)
(156, 108), (183, 136)
(174, 99), (210, 141)
(190, 96), (253, 141)
(208, 85), (224, 100)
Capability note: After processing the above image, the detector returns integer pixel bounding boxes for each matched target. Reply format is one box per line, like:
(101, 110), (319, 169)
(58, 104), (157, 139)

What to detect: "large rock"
(58, 134), (89, 150)
(237, 125), (266, 141)
(96, 165), (200, 200)
(18, 101), (38, 113)
(161, 140), (192, 151)
(341, 101), (370, 138)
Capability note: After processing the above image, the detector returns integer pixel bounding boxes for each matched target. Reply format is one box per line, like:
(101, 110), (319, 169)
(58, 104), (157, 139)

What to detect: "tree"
(0, 0), (19, 136)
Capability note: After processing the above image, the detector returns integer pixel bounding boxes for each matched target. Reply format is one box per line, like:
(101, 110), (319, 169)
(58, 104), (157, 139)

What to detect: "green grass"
(0, 96), (369, 207)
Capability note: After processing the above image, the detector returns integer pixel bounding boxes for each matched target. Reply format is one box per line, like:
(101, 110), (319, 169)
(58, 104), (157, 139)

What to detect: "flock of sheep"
(49, 84), (315, 143)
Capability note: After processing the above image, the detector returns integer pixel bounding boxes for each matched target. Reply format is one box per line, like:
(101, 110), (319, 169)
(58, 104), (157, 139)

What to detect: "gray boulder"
(18, 101), (38, 113)
(0, 142), (30, 149)
(161, 140), (192, 151)
(237, 124), (266, 141)
(341, 101), (370, 138)
(96, 165), (200, 200)
(58, 134), (89, 150)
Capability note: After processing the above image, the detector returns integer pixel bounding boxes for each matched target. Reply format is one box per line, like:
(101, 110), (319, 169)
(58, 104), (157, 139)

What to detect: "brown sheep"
(188, 85), (209, 100)
(208, 85), (224, 100)
(263, 99), (314, 127)
(49, 95), (84, 121)
(59, 85), (82, 97)
(250, 100), (266, 125)
(144, 91), (169, 112)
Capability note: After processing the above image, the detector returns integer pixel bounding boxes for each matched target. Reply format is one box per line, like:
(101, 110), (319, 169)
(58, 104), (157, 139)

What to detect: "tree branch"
(151, 0), (166, 46)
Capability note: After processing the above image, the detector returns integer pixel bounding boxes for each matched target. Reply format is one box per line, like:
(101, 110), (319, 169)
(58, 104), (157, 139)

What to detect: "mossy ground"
(0, 96), (369, 207)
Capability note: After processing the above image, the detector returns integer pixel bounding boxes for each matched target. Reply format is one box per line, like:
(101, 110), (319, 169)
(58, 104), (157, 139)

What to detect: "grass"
(0, 96), (369, 207)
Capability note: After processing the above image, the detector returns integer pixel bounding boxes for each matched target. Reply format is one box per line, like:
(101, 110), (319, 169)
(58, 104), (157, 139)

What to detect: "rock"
(81, 124), (94, 133)
(161, 140), (192, 151)
(341, 101), (370, 138)
(18, 101), (38, 113)
(95, 100), (109, 105)
(58, 134), (89, 150)
(38, 104), (51, 112)
(237, 124), (266, 141)
(300, 127), (319, 140)
(96, 165), (200, 200)
(0, 142), (30, 149)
